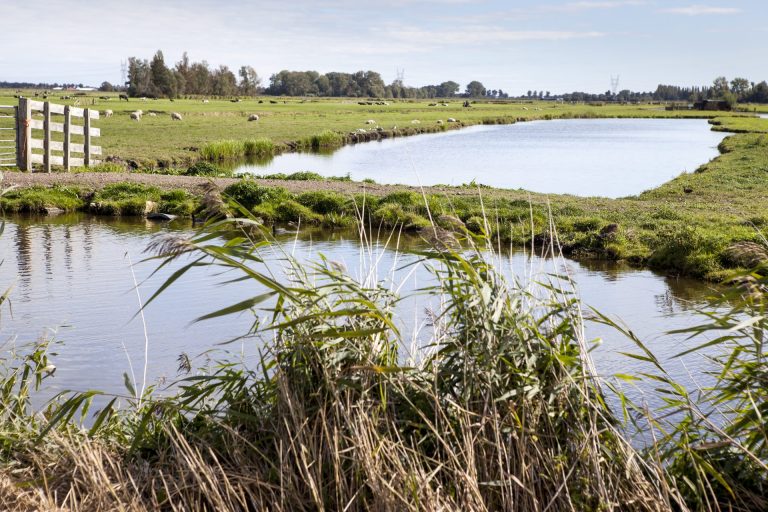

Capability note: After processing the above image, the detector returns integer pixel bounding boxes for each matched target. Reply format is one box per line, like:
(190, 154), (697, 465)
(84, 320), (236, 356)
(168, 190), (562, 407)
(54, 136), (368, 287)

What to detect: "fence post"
(43, 101), (51, 173)
(18, 98), (31, 171)
(84, 108), (91, 167)
(14, 106), (20, 169)
(63, 106), (71, 171)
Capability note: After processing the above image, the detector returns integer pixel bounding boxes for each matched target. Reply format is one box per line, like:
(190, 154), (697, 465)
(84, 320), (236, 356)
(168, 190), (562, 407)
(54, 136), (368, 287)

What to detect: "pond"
(0, 215), (723, 404)
(236, 119), (726, 198)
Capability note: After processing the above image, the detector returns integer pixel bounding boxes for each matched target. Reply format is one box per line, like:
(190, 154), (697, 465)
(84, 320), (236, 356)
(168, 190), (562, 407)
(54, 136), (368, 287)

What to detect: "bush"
(373, 203), (430, 230)
(274, 200), (322, 224)
(297, 191), (349, 215)
(224, 182), (290, 210)
(186, 161), (227, 177)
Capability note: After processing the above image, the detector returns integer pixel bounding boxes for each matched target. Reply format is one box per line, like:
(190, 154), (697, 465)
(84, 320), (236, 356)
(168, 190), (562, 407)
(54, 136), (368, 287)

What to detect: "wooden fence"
(0, 105), (16, 167)
(16, 98), (101, 172)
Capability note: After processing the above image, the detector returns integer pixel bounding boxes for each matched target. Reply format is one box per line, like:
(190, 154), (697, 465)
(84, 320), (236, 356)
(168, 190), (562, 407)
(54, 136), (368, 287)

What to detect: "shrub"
(274, 200), (322, 224)
(373, 203), (430, 230)
(186, 161), (227, 177)
(297, 191), (349, 215)
(224, 182), (290, 210)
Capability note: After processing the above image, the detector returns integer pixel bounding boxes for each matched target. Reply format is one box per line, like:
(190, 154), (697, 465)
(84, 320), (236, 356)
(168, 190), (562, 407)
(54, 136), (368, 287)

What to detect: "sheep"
(411, 119), (421, 124)
(130, 112), (142, 121)
(522, 107), (528, 111)
(135, 110), (143, 115)
(355, 128), (367, 134)
(119, 94), (129, 101)
(365, 119), (376, 124)
(428, 103), (437, 107)
(248, 114), (260, 121)
(447, 117), (457, 123)
(171, 112), (183, 121)
(147, 112), (157, 117)
(202, 99), (209, 103)
(104, 109), (113, 118)
(437, 119), (444, 124)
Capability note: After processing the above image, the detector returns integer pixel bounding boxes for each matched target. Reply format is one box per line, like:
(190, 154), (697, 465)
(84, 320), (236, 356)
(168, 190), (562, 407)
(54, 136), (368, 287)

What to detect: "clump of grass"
(242, 137), (275, 157)
(223, 181), (290, 210)
(185, 161), (230, 177)
(200, 139), (244, 161)
(299, 129), (344, 150)
(0, 186), (84, 213)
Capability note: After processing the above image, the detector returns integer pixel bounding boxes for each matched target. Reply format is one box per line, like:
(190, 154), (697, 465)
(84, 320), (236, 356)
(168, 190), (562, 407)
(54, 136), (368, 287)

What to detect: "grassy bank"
(1, 213), (766, 510)
(1, 89), (760, 167)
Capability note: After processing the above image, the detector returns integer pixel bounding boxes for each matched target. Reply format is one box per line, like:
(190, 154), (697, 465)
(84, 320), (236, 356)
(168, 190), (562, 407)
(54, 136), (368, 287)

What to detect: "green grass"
(4, 89), (762, 166)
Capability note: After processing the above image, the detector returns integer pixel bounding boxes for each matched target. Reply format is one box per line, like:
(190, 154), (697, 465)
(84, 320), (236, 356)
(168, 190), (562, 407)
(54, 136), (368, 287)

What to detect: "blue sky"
(1, 0), (764, 94)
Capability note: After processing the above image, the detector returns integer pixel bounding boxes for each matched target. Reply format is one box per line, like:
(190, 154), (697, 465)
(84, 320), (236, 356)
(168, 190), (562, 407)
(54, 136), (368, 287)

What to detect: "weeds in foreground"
(0, 201), (766, 510)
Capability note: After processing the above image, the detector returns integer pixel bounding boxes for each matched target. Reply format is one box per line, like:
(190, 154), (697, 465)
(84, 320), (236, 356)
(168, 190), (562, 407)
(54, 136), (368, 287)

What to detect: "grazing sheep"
(148, 112), (157, 117)
(447, 117), (457, 123)
(411, 119), (421, 124)
(440, 103), (448, 106)
(365, 119), (376, 124)
(522, 107), (528, 111)
(135, 110), (143, 115)
(104, 109), (113, 118)
(119, 94), (129, 101)
(130, 112), (142, 121)
(171, 112), (183, 121)
(355, 128), (366, 134)
(437, 119), (444, 124)
(202, 99), (209, 103)
(248, 114), (260, 121)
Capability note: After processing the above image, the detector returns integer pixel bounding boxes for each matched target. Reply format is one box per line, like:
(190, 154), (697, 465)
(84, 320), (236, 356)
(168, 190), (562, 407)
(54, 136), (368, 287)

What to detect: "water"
(757, 113), (768, 119)
(0, 215), (723, 403)
(236, 119), (726, 198)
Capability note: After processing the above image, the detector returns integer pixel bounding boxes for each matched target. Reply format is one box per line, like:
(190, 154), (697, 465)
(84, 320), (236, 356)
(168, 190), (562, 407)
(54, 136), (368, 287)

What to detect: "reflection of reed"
(14, 224), (32, 296)
(64, 226), (73, 276)
(43, 225), (53, 276)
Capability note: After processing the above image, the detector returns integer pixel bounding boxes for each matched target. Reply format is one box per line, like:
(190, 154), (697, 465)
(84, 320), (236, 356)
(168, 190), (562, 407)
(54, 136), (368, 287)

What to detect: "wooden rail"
(0, 105), (16, 167)
(17, 98), (101, 172)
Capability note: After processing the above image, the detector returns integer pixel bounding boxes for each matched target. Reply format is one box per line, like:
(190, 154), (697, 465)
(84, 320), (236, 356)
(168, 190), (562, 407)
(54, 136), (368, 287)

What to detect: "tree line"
(119, 50), (506, 99)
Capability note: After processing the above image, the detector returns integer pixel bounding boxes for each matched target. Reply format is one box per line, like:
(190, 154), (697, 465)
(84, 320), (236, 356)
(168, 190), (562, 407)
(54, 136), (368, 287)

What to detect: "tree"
(99, 81), (115, 92)
(465, 81), (486, 97)
(150, 50), (175, 98)
(238, 66), (261, 95)
(211, 65), (238, 96)
(730, 77), (750, 98)
(712, 76), (729, 97)
(437, 81), (459, 97)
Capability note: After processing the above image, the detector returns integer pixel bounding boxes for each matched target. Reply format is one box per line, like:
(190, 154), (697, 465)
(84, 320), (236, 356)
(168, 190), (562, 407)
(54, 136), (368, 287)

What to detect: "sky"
(1, 0), (765, 94)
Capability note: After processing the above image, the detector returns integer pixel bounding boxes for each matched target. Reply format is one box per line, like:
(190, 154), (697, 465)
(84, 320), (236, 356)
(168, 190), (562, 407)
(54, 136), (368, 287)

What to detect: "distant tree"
(527, 90), (532, 97)
(99, 81), (115, 92)
(730, 77), (750, 98)
(150, 50), (175, 98)
(211, 65), (238, 96)
(238, 66), (261, 95)
(712, 76), (730, 97)
(465, 81), (486, 97)
(749, 81), (768, 103)
(437, 80), (460, 97)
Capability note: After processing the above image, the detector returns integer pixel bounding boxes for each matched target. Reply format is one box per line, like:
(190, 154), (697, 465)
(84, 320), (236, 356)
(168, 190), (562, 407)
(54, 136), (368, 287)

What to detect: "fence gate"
(16, 98), (101, 172)
(0, 105), (16, 167)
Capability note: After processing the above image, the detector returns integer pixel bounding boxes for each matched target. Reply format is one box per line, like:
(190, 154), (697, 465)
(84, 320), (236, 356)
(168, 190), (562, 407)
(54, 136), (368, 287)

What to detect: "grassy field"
(2, 90), (768, 280)
(2, 89), (763, 166)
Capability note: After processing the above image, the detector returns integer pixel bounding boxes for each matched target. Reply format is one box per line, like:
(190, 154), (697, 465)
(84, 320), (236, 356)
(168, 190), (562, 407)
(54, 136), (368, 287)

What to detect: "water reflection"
(0, 214), (723, 404)
(232, 119), (726, 198)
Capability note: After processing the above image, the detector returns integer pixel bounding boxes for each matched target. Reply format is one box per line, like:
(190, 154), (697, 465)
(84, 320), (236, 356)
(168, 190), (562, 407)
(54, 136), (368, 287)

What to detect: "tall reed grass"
(0, 189), (766, 510)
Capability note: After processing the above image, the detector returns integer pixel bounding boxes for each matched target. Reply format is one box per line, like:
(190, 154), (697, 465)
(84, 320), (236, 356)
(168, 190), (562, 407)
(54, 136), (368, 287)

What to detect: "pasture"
(0, 90), (755, 166)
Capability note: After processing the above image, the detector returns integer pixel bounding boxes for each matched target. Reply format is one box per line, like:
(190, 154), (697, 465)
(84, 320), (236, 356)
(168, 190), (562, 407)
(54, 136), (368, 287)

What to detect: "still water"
(0, 215), (722, 402)
(236, 119), (726, 198)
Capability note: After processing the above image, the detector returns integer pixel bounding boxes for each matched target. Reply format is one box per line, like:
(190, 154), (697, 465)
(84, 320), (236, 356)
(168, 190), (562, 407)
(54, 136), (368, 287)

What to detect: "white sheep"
(104, 109), (113, 118)
(411, 119), (420, 124)
(522, 107), (528, 111)
(171, 112), (183, 121)
(248, 114), (260, 121)
(202, 99), (209, 103)
(365, 119), (376, 124)
(130, 112), (142, 121)
(447, 117), (457, 123)
(436, 119), (444, 124)
(148, 112), (157, 117)
(135, 110), (143, 115)
(355, 128), (366, 134)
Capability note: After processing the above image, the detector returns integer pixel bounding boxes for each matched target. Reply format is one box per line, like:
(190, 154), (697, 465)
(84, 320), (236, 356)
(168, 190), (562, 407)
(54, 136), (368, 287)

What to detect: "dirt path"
(0, 171), (486, 198)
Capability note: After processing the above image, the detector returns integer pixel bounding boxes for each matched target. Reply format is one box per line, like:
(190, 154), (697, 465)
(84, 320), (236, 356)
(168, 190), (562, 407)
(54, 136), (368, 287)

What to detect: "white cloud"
(659, 5), (742, 15)
(384, 26), (605, 44)
(546, 1), (646, 11)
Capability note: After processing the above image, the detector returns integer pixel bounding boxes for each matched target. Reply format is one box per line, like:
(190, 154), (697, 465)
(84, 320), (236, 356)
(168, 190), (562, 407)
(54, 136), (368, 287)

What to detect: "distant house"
(693, 99), (731, 111)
